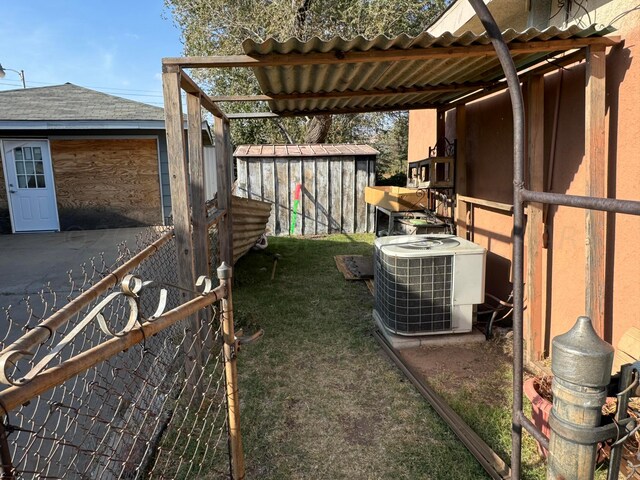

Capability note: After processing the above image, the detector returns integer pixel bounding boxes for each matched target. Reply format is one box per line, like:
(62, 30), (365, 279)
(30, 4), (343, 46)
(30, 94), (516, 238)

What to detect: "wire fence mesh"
(0, 224), (230, 479)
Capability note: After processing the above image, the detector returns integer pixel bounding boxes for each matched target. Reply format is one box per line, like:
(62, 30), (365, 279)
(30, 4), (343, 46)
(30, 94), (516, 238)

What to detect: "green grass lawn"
(232, 233), (491, 479)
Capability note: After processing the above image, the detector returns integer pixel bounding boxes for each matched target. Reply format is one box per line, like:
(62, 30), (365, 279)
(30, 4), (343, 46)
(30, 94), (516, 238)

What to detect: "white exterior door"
(3, 140), (59, 232)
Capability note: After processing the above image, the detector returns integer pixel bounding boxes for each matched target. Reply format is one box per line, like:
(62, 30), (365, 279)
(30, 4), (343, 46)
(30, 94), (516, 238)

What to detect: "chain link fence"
(0, 223), (231, 479)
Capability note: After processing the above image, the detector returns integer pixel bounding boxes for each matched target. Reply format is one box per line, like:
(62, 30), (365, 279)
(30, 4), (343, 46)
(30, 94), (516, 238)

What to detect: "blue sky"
(0, 1), (183, 107)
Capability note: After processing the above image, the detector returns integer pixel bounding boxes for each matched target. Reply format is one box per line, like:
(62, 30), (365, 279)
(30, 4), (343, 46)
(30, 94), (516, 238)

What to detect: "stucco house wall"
(408, 0), (640, 350)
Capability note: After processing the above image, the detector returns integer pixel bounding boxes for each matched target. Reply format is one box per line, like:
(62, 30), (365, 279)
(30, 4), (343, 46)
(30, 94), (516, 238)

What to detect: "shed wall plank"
(290, 159), (302, 235)
(316, 158), (329, 234)
(329, 159), (342, 233)
(341, 157), (355, 233)
(248, 159), (263, 200)
(262, 158), (276, 234)
(276, 159), (289, 234)
(355, 159), (368, 233)
(301, 159), (314, 235)
(368, 159), (376, 231)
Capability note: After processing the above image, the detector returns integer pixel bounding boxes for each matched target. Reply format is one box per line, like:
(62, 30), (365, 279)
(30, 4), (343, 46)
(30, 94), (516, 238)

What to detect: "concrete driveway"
(0, 227), (148, 343)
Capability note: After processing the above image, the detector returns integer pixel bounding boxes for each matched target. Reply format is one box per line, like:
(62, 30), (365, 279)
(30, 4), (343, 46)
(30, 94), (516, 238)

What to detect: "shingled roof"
(0, 83), (165, 122)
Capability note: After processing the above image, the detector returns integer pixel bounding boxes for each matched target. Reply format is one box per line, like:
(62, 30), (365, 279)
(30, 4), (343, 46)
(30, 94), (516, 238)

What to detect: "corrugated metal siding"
(241, 25), (614, 114)
(234, 143), (379, 157)
(236, 153), (376, 236)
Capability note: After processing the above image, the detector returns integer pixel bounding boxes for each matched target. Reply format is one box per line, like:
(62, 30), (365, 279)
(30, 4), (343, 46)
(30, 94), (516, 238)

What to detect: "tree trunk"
(304, 115), (332, 143)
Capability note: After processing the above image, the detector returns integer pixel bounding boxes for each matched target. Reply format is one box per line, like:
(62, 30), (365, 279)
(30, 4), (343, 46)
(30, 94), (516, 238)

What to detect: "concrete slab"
(0, 227), (148, 297)
(374, 311), (486, 349)
(0, 227), (150, 346)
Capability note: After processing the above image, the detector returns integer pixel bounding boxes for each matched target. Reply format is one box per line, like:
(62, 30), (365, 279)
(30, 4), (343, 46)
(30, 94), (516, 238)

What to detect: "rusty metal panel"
(236, 146), (377, 235)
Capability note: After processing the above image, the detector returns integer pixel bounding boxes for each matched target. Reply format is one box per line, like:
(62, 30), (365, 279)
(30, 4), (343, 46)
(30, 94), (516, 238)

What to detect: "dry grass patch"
(232, 234), (490, 479)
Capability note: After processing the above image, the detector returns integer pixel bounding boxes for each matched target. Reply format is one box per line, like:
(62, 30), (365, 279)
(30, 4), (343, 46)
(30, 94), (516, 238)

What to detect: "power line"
(20, 78), (164, 95)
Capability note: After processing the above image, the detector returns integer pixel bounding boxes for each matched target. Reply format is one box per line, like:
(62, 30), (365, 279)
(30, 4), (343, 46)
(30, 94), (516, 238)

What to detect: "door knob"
(9, 189), (16, 194)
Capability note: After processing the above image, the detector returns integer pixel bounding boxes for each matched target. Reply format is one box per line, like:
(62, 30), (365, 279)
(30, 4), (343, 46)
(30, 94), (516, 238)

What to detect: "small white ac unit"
(374, 234), (486, 336)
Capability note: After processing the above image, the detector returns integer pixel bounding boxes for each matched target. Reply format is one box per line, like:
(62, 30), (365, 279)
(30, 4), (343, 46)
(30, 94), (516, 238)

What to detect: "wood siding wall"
(236, 155), (376, 236)
(50, 139), (162, 229)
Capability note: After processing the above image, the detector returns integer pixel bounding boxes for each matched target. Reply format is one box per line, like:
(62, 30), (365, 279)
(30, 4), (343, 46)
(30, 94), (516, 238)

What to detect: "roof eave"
(0, 120), (167, 130)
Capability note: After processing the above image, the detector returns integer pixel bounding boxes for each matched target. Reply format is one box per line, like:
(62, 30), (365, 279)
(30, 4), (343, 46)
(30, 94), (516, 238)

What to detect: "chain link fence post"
(218, 262), (245, 480)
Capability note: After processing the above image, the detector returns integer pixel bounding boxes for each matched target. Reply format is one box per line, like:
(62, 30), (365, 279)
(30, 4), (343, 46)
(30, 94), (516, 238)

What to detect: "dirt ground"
(399, 338), (512, 406)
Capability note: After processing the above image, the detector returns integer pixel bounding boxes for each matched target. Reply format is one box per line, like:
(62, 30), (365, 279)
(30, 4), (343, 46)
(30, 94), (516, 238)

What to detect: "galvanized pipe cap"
(551, 316), (614, 388)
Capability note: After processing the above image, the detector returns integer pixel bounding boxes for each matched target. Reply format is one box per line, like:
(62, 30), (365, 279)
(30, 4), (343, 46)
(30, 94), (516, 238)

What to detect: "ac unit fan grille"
(375, 249), (453, 334)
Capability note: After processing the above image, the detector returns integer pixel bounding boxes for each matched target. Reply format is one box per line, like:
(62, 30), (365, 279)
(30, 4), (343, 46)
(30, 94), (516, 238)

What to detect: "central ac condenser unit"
(374, 234), (486, 336)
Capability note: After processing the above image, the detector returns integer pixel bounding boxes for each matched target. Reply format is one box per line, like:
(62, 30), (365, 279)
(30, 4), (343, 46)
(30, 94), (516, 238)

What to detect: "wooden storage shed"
(235, 144), (378, 235)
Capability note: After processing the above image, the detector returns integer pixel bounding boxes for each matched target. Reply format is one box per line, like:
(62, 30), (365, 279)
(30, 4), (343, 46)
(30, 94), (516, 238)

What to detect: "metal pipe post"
(0, 421), (15, 479)
(548, 316), (614, 480)
(218, 262), (245, 480)
(466, 1), (527, 477)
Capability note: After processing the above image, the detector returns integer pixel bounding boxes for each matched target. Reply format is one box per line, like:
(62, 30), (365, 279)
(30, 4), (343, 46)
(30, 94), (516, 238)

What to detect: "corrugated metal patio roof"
(236, 25), (614, 116)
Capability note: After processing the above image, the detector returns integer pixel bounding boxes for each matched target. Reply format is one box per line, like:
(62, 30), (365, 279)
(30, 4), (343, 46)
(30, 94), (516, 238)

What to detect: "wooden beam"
(448, 49), (586, 108)
(226, 101), (447, 119)
(187, 92), (213, 357)
(162, 69), (203, 392)
(162, 36), (619, 69)
(177, 68), (228, 120)
(455, 104), (469, 240)
(215, 117), (234, 265)
(457, 194), (513, 213)
(187, 92), (208, 279)
(584, 44), (607, 338)
(210, 82), (495, 103)
(525, 75), (545, 363)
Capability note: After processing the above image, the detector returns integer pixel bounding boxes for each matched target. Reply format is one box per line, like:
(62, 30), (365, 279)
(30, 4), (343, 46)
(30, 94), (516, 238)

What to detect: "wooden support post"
(455, 104), (469, 240)
(436, 109), (446, 156)
(525, 75), (545, 362)
(187, 92), (208, 277)
(218, 263), (245, 480)
(585, 45), (607, 338)
(162, 66), (203, 392)
(215, 116), (234, 265)
(187, 91), (213, 357)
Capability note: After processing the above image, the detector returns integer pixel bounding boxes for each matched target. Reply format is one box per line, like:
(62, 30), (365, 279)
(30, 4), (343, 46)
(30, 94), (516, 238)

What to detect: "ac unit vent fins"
(375, 249), (453, 334)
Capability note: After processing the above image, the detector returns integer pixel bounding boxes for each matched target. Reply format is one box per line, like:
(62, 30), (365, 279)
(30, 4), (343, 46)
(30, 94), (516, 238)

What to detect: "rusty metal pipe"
(218, 263), (245, 480)
(517, 411), (550, 452)
(522, 189), (640, 215)
(466, 1), (527, 477)
(0, 421), (15, 479)
(606, 364), (634, 480)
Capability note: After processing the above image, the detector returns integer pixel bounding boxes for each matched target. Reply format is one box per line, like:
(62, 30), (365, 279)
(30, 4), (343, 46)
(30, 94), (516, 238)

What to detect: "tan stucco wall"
(407, 110), (437, 162)
(407, 2), (640, 350)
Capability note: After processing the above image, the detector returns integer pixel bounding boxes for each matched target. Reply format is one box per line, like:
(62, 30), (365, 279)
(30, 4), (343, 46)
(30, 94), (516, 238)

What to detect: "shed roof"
(234, 144), (379, 157)
(0, 83), (165, 122)
(231, 25), (615, 116)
